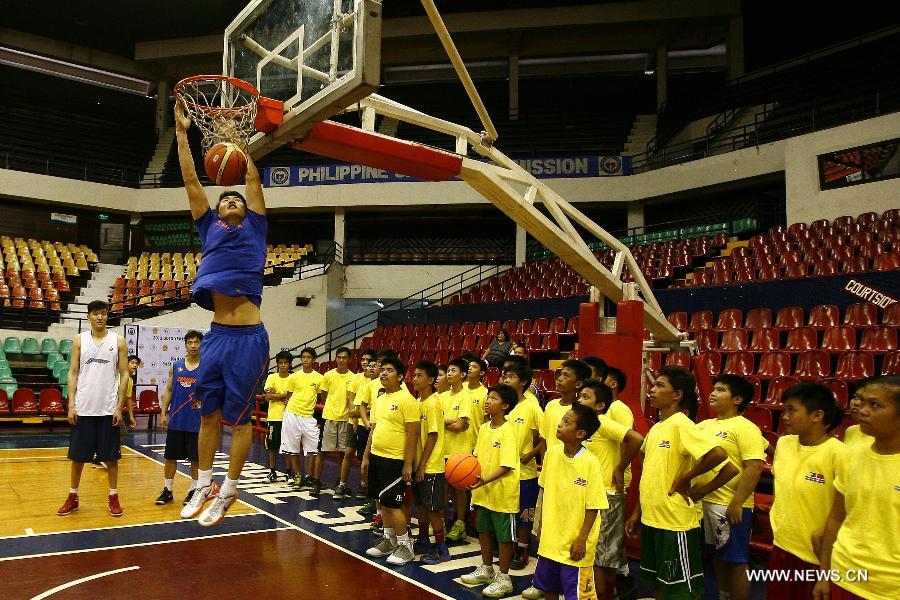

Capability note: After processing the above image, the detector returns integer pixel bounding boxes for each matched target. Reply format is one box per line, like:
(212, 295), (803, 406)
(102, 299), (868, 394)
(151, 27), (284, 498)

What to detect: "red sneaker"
(57, 493), (79, 516)
(108, 494), (124, 517)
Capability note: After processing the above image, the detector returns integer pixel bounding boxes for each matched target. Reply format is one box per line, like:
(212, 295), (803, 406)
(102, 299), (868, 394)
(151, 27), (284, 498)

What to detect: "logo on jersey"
(804, 472), (826, 484)
(452, 405), (460, 411)
(515, 417), (525, 424)
(85, 358), (111, 365)
(659, 440), (671, 448)
(894, 485), (900, 492)
(177, 375), (197, 388)
(715, 431), (729, 439)
(573, 477), (588, 487)
(190, 393), (200, 410)
(492, 441), (501, 449)
(389, 404), (398, 411)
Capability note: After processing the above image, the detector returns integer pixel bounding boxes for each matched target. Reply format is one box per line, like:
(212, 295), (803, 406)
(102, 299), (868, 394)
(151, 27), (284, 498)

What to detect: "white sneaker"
(483, 572), (513, 598)
(365, 536), (397, 558)
(386, 542), (415, 565)
(180, 481), (218, 519)
(198, 491), (239, 527)
(461, 564), (495, 585)
(521, 584), (543, 599)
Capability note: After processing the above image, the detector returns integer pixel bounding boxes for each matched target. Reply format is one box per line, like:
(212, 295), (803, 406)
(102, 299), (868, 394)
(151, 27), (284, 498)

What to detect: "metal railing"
(0, 151), (144, 187)
(346, 239), (513, 265)
(278, 262), (511, 365)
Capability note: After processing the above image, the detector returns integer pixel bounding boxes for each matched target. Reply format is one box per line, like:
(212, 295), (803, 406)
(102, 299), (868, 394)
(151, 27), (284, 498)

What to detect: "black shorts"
(413, 473), (446, 512)
(164, 429), (199, 461)
(266, 421), (282, 452)
(355, 424), (369, 461)
(367, 454), (408, 509)
(68, 415), (121, 463)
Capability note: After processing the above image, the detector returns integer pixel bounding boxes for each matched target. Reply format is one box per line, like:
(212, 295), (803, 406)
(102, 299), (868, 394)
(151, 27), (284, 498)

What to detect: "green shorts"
(475, 506), (517, 543)
(639, 525), (704, 599)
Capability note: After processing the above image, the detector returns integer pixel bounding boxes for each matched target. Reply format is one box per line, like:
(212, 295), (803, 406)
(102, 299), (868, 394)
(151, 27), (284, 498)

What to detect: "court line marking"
(25, 529), (35, 536)
(0, 527), (290, 563)
(31, 565), (140, 599)
(0, 512), (261, 541)
(129, 445), (455, 600)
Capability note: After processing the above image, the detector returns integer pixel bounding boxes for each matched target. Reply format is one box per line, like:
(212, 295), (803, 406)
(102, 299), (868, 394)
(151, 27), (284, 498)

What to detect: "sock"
(396, 531), (410, 546)
(109, 488), (117, 496)
(418, 521), (429, 539)
(189, 480), (198, 491)
(377, 508), (382, 518)
(384, 527), (396, 541)
(517, 542), (528, 551)
(338, 481), (345, 487)
(70, 488), (78, 494)
(483, 564), (495, 574)
(434, 528), (445, 545)
(198, 469), (213, 488)
(220, 477), (239, 497)
(164, 478), (174, 491)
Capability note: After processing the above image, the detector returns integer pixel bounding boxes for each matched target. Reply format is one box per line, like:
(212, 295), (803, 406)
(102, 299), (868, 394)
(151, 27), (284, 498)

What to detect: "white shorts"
(702, 502), (730, 549)
(280, 411), (320, 456)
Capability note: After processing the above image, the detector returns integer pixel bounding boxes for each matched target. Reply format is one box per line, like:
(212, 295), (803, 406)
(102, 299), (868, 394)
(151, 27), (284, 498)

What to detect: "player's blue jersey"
(192, 208), (267, 310)
(167, 358), (201, 432)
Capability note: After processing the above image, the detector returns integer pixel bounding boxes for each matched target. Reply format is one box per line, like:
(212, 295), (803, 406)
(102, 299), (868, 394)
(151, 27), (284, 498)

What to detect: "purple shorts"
(533, 556), (598, 600)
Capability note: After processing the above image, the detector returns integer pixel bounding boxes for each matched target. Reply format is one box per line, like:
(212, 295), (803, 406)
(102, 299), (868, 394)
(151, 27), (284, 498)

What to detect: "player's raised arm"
(244, 157), (266, 216)
(174, 101), (210, 221)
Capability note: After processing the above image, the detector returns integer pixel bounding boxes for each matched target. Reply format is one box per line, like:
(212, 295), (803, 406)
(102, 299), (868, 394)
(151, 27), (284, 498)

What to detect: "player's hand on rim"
(174, 100), (192, 132)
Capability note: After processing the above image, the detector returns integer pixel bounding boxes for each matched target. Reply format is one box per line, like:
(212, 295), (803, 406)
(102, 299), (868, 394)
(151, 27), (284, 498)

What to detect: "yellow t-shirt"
(348, 372), (369, 395)
(524, 390), (540, 405)
(541, 399), (575, 453)
(417, 392), (445, 475)
(354, 377), (384, 407)
(831, 444), (900, 600)
(694, 415), (767, 508)
(583, 415), (629, 492)
(842, 424), (873, 449)
(639, 412), (723, 531)
(441, 388), (473, 457)
(607, 398), (635, 489)
(318, 368), (355, 422)
(537, 446), (608, 567)
(770, 435), (844, 564)
(471, 421), (520, 514)
(285, 369), (323, 417)
(263, 372), (291, 421)
(371, 388), (419, 460)
(508, 395), (544, 481)
(466, 383), (488, 434)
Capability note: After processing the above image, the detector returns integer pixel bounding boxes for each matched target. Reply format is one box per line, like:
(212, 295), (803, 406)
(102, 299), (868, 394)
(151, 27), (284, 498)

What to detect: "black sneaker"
(333, 483), (351, 500)
(182, 489), (195, 505)
(309, 478), (322, 496)
(356, 483), (367, 499)
(155, 488), (174, 505)
(266, 471), (278, 483)
(510, 546), (529, 570)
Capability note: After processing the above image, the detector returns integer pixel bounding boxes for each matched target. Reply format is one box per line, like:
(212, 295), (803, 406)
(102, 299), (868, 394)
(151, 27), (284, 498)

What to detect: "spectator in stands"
(312, 347), (356, 498)
(362, 356), (420, 566)
(281, 348), (324, 491)
(584, 356), (608, 381)
(482, 329), (514, 367)
(156, 331), (203, 506)
(174, 101), (270, 527)
(263, 351), (293, 483)
(435, 364), (449, 394)
(57, 300), (132, 518)
(625, 365), (732, 600)
(512, 343), (528, 358)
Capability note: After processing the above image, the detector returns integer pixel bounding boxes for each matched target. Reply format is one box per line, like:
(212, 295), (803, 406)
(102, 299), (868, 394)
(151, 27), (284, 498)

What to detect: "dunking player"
(174, 101), (269, 526)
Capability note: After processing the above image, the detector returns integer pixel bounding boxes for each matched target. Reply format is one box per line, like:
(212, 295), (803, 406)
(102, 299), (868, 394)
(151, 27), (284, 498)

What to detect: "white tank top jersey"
(73, 330), (121, 416)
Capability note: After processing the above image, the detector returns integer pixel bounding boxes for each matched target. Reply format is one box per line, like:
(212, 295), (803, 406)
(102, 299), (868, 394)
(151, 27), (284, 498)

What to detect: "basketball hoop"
(174, 75), (260, 155)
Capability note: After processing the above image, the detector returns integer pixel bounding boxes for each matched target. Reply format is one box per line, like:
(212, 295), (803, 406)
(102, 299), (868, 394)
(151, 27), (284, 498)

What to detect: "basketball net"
(174, 75), (260, 155)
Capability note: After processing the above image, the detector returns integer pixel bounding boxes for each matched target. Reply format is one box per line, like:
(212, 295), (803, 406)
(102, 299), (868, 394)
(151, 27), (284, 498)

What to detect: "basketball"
(445, 453), (481, 489)
(204, 142), (247, 187)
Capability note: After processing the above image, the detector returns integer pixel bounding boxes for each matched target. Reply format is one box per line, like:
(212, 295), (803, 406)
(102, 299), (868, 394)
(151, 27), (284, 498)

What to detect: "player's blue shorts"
(517, 477), (540, 529)
(195, 322), (269, 426)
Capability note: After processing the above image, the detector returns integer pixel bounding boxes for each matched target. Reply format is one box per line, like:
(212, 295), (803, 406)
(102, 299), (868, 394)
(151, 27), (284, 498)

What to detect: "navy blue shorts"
(517, 477), (540, 529)
(195, 322), (269, 426)
(68, 415), (122, 463)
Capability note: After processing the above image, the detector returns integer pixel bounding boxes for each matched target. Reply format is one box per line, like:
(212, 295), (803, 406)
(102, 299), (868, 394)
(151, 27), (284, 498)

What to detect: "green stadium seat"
(0, 383), (15, 397)
(46, 352), (62, 370)
(0, 367), (11, 379)
(60, 384), (68, 399)
(22, 338), (41, 355)
(40, 338), (59, 354)
(0, 349), (6, 360)
(0, 358), (8, 370)
(3, 338), (22, 354)
(58, 339), (73, 356)
(53, 361), (70, 382)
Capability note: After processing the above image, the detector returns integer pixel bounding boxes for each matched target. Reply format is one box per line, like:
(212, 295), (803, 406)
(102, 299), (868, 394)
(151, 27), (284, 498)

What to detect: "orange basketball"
(445, 453), (481, 489)
(204, 142), (247, 186)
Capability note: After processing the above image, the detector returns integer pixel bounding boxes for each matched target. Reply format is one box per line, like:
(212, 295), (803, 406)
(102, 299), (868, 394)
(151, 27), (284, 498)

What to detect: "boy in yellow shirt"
(349, 349), (378, 501)
(460, 384), (520, 598)
(262, 351), (292, 483)
(695, 375), (767, 600)
(442, 357), (473, 541)
(815, 375), (900, 600)
(312, 347), (356, 498)
(361, 356), (421, 565)
(280, 347), (323, 490)
(410, 360), (451, 565)
(842, 378), (875, 448)
(532, 402), (606, 600)
(435, 364), (449, 394)
(767, 383), (845, 599)
(541, 359), (592, 456)
(464, 355), (490, 439)
(576, 379), (643, 600)
(625, 365), (732, 600)
(500, 361), (544, 570)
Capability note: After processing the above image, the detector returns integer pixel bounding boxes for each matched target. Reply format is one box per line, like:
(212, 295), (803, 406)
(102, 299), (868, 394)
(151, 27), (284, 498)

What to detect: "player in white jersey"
(56, 300), (131, 518)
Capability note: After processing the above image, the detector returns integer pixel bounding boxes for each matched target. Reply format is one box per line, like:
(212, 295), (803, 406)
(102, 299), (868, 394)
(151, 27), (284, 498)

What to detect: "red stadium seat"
(745, 308), (772, 330)
(834, 351), (875, 380)
(859, 326), (898, 352)
(667, 312), (689, 331)
(750, 328), (781, 353)
(12, 389), (38, 415)
(842, 257), (869, 273)
(700, 351), (722, 375)
(689, 310), (714, 331)
(532, 318), (550, 335)
(883, 304), (900, 327)
(720, 329), (748, 352)
(762, 376), (800, 408)
(774, 306), (804, 330)
(38, 388), (65, 416)
(821, 378), (849, 409)
(881, 351), (900, 375)
(844, 303), (878, 328)
(757, 351), (792, 380)
(666, 352), (692, 368)
(743, 405), (774, 431)
(813, 260), (838, 276)
(757, 265), (780, 281)
(716, 309), (743, 331)
(821, 326), (857, 353)
(784, 263), (808, 279)
(723, 352), (755, 376)
(794, 350), (831, 380)
(809, 305), (840, 329)
(694, 329), (718, 353)
(785, 327), (818, 352)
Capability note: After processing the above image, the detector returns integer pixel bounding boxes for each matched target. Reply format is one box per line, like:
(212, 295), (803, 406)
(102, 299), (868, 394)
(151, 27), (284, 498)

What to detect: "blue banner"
(265, 155), (631, 187)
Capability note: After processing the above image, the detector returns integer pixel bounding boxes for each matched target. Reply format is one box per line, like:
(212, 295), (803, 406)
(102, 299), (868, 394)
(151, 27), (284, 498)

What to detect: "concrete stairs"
(622, 114), (657, 156)
(709, 103), (777, 154)
(141, 127), (176, 186)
